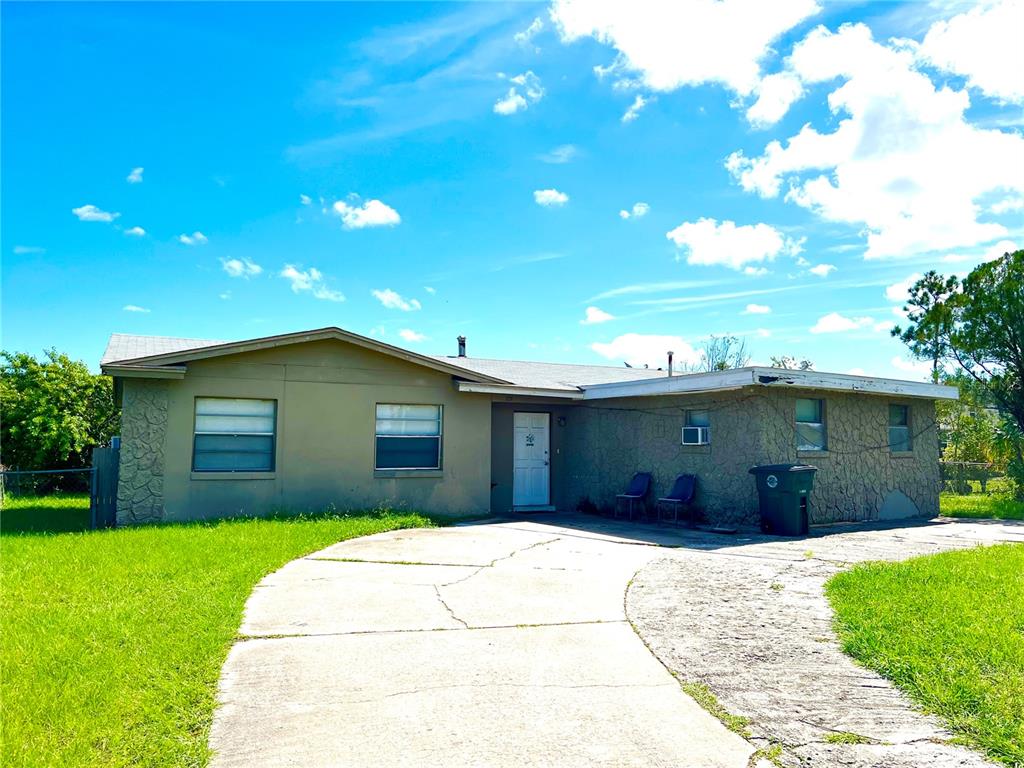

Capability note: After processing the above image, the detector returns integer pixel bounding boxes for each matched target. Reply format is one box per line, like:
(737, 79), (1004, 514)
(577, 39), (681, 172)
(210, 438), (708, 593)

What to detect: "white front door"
(513, 412), (550, 507)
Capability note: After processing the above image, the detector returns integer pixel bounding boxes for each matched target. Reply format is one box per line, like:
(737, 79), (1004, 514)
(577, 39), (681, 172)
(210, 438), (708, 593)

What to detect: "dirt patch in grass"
(0, 510), (431, 767)
(827, 544), (1024, 766)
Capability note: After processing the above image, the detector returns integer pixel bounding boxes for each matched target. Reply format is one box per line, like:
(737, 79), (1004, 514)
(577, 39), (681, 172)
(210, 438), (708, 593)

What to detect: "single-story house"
(100, 326), (958, 527)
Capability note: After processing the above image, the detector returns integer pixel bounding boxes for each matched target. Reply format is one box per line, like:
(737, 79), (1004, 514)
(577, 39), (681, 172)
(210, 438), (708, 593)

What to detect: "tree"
(694, 335), (750, 372)
(769, 355), (814, 370)
(895, 250), (1024, 496)
(0, 349), (119, 470)
(892, 270), (959, 383)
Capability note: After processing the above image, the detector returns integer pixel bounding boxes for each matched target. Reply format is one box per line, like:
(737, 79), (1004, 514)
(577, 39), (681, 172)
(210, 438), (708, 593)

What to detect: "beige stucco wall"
(116, 339), (492, 523)
(555, 387), (940, 526)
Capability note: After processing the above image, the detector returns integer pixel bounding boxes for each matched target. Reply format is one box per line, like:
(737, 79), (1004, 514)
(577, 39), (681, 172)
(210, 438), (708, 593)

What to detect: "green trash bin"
(748, 464), (817, 536)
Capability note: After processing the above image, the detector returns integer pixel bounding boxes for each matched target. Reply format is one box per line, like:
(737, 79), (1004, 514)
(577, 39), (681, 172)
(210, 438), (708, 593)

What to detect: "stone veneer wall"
(116, 378), (169, 525)
(758, 388), (940, 523)
(560, 387), (940, 526)
(561, 389), (769, 527)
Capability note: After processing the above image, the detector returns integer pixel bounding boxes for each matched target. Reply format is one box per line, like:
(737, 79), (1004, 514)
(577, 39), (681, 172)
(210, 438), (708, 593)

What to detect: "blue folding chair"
(657, 474), (698, 526)
(615, 472), (653, 520)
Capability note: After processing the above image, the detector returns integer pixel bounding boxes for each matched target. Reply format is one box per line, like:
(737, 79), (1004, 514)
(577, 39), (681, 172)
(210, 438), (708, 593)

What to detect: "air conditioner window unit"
(681, 426), (710, 445)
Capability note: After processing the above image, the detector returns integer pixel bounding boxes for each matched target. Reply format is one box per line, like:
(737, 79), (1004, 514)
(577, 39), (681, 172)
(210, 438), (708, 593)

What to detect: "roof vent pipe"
(457, 335), (467, 357)
(667, 350), (674, 377)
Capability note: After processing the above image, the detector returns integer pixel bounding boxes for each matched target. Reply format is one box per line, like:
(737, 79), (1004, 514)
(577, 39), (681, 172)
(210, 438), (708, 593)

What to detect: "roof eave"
(102, 364), (187, 380)
(455, 381), (585, 399)
(580, 367), (959, 401)
(103, 327), (512, 385)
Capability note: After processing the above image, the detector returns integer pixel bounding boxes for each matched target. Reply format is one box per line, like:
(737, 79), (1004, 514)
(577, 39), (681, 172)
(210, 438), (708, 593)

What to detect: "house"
(100, 327), (958, 527)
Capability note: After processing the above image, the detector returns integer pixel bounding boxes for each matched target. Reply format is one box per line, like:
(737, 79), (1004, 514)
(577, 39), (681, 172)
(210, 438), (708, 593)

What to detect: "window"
(889, 404), (912, 452)
(682, 409), (711, 445)
(796, 398), (827, 451)
(375, 404), (442, 470)
(193, 397), (276, 472)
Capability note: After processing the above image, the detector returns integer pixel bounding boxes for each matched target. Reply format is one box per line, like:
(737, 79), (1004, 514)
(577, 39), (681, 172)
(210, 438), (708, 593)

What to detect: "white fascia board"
(748, 367), (959, 400)
(582, 369), (756, 400)
(455, 381), (584, 399)
(580, 366), (959, 401)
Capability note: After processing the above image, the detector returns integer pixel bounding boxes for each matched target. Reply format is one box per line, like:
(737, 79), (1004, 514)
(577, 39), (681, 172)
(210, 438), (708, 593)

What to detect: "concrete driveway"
(209, 517), (757, 768)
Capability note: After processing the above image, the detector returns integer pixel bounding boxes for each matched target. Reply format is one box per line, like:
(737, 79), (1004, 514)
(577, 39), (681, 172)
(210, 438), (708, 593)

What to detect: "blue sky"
(3, 1), (1022, 377)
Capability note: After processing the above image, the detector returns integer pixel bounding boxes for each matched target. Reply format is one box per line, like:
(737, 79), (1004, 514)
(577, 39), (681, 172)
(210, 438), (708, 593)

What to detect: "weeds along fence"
(0, 443), (120, 530)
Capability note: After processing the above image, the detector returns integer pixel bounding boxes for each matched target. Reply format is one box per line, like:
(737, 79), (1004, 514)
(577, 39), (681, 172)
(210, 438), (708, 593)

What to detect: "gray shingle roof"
(100, 332), (667, 389)
(431, 356), (667, 390)
(101, 333), (227, 365)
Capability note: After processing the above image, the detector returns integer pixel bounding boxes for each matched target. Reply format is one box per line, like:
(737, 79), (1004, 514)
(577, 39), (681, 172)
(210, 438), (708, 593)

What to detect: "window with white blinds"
(375, 404), (442, 470)
(193, 397), (276, 472)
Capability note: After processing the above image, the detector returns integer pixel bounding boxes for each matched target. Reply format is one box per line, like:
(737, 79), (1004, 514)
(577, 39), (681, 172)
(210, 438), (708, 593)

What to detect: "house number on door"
(525, 433), (535, 446)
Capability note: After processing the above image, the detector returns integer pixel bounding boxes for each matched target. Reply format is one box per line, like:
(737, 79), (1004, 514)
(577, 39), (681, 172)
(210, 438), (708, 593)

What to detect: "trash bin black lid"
(748, 463), (818, 474)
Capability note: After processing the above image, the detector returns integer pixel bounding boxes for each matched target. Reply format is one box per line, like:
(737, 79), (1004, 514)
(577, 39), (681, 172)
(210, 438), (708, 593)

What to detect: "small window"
(193, 397), (276, 472)
(375, 404), (442, 470)
(889, 404), (911, 452)
(796, 398), (826, 451)
(682, 409), (711, 445)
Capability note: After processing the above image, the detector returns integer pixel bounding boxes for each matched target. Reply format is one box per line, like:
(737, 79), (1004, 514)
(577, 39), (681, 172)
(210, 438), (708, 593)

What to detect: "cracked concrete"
(211, 514), (1020, 767)
(210, 517), (756, 768)
(627, 517), (1022, 768)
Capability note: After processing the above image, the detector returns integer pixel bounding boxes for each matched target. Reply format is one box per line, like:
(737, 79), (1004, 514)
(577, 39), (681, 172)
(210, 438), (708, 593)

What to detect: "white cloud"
(808, 263), (836, 277)
(424, 286), (436, 295)
(514, 16), (544, 46)
(124, 226), (146, 237)
(280, 265), (345, 302)
(178, 231), (208, 246)
(539, 144), (578, 164)
(746, 71), (804, 127)
(219, 291), (232, 300)
(494, 70), (544, 115)
(222, 257), (263, 278)
(726, 23), (1024, 259)
(743, 266), (769, 276)
(847, 367), (866, 376)
(916, 0), (1024, 104)
(581, 306), (615, 324)
(122, 304), (150, 313)
(550, 0), (820, 96)
(126, 167), (144, 184)
(372, 288), (422, 312)
(534, 188), (569, 207)
(884, 272), (923, 302)
(621, 94), (651, 123)
(991, 197), (1023, 215)
(743, 303), (772, 314)
(890, 355), (933, 378)
(398, 328), (427, 343)
(13, 245), (45, 254)
(299, 194), (312, 206)
(810, 311), (874, 334)
(591, 333), (701, 369)
(755, 328), (772, 338)
(619, 202), (650, 220)
(333, 198), (401, 229)
(72, 204), (120, 223)
(665, 217), (795, 270)
(494, 88), (528, 115)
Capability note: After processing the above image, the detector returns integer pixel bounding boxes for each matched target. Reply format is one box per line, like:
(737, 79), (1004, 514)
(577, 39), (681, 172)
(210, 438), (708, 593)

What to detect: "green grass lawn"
(1, 493), (92, 532)
(827, 544), (1024, 766)
(1, 510), (431, 768)
(940, 491), (1024, 520)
